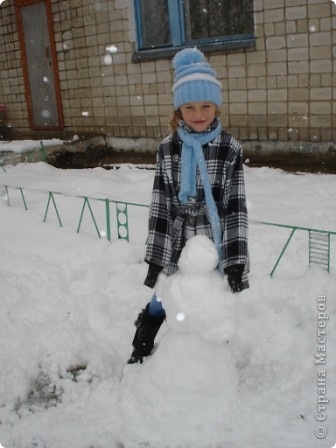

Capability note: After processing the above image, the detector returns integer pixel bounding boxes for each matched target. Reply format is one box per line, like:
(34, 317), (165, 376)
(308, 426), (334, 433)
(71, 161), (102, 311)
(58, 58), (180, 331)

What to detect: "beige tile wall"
(0, 2), (28, 130)
(0, 0), (335, 143)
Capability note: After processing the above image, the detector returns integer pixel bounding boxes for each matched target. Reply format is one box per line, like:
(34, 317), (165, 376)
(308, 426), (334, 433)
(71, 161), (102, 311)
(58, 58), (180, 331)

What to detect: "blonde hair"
(169, 108), (221, 133)
(169, 109), (183, 133)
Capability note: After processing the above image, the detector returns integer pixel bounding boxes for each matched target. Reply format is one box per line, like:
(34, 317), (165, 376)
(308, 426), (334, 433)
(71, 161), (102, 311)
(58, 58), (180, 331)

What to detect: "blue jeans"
(148, 293), (166, 316)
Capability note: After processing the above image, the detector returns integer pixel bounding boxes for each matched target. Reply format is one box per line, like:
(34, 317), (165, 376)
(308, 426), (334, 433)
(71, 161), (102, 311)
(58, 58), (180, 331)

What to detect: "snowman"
(121, 235), (239, 446)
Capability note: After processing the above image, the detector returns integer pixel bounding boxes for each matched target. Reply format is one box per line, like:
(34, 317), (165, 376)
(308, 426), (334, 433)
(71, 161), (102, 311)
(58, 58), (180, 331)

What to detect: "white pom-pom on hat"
(172, 47), (205, 70)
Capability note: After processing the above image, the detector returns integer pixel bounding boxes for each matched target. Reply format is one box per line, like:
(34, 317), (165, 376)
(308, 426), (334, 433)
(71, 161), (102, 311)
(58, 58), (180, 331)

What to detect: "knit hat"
(172, 47), (222, 110)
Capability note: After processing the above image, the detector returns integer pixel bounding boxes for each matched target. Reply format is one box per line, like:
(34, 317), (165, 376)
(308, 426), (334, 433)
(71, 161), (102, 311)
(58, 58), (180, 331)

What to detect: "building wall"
(0, 0), (335, 144)
(0, 2), (25, 128)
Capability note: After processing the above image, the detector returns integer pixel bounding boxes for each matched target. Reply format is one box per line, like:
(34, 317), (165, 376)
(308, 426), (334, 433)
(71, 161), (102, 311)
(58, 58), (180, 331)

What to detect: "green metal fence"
(2, 184), (148, 243)
(42, 190), (145, 241)
(2, 183), (335, 277)
(250, 220), (336, 276)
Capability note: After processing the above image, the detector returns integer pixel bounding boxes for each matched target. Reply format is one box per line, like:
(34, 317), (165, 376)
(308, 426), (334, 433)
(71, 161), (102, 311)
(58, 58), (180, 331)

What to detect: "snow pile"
(0, 163), (335, 448)
(0, 139), (64, 154)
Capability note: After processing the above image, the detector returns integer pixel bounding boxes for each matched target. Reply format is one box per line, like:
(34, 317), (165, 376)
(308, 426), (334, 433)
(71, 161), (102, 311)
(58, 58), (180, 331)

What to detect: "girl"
(128, 47), (249, 364)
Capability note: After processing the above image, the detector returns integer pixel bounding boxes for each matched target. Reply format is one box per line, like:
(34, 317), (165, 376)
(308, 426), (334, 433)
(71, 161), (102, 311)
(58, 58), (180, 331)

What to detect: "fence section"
(2, 183), (336, 277)
(250, 220), (336, 276)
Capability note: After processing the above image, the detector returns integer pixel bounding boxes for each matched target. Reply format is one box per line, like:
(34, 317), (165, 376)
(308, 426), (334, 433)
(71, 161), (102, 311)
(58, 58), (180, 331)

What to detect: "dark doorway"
(15, 0), (63, 130)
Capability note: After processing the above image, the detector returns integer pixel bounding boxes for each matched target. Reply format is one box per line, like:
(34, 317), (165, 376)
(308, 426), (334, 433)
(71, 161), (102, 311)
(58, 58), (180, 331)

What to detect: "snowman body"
(155, 235), (238, 395)
(122, 236), (239, 446)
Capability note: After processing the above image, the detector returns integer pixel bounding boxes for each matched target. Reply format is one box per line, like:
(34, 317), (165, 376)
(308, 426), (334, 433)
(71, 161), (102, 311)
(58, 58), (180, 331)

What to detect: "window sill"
(132, 35), (256, 63)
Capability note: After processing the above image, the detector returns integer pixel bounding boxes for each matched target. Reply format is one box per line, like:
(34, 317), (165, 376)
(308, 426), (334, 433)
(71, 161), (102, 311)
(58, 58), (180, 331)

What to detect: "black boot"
(127, 304), (165, 364)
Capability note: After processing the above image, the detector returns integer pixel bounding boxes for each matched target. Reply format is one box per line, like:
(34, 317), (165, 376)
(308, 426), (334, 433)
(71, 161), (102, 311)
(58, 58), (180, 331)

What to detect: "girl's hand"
(144, 263), (163, 288)
(224, 264), (245, 293)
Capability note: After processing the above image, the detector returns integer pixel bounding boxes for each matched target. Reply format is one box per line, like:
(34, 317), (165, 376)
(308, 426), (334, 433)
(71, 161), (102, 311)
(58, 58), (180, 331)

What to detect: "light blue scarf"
(177, 121), (223, 259)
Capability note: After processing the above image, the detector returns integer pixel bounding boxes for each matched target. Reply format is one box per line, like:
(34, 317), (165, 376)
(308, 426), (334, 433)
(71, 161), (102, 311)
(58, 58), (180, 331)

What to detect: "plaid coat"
(145, 127), (249, 287)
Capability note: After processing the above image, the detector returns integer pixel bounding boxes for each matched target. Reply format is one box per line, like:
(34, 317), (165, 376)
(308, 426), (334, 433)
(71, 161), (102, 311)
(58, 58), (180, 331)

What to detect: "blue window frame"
(133, 0), (255, 61)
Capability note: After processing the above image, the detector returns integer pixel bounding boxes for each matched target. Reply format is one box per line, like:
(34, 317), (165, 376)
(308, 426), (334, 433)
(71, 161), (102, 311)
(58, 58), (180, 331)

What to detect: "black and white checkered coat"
(145, 127), (249, 287)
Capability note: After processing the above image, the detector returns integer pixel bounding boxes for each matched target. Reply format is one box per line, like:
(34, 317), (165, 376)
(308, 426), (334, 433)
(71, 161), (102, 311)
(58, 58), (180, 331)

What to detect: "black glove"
(224, 264), (245, 293)
(144, 263), (163, 288)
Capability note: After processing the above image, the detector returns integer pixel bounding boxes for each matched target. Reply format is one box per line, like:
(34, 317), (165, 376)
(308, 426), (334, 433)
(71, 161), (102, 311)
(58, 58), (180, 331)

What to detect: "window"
(133, 0), (255, 61)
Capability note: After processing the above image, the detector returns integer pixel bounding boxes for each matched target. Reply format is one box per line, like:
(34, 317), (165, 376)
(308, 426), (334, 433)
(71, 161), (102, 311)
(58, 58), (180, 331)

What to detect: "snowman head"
(178, 235), (218, 275)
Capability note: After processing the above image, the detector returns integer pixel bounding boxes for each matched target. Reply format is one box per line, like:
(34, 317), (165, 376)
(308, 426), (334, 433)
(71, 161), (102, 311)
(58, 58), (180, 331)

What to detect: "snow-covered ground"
(0, 139), (64, 154)
(0, 156), (335, 448)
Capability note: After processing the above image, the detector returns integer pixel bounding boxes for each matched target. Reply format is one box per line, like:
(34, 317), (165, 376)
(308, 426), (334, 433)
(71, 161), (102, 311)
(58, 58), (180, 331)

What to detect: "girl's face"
(179, 101), (217, 133)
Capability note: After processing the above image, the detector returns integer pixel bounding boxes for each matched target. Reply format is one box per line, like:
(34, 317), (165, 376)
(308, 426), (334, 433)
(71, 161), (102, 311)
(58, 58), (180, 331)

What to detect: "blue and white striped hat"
(172, 47), (222, 110)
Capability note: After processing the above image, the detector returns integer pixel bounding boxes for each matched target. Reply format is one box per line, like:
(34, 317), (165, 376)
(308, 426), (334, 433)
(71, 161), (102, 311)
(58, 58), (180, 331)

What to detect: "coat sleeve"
(145, 145), (173, 269)
(221, 138), (249, 272)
